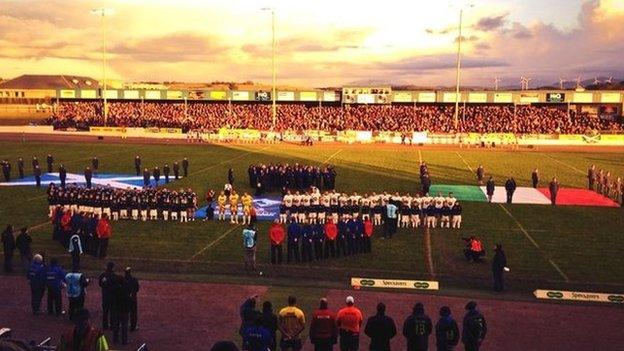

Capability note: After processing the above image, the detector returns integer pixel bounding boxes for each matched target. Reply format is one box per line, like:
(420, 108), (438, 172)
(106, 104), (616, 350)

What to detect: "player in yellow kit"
(241, 192), (254, 225)
(217, 191), (227, 221)
(229, 190), (240, 224)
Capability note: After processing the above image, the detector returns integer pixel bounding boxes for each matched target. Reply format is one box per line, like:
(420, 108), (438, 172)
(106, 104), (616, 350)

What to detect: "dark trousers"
(130, 297), (138, 330)
(112, 310), (129, 344)
(271, 244), (283, 264)
(313, 338), (334, 351)
(551, 193), (557, 205)
(183, 168), (188, 177)
(99, 238), (109, 259)
(19, 169), (24, 178)
(347, 237), (356, 255)
(3, 249), (13, 272)
(165, 175), (170, 183)
(71, 251), (80, 270)
(36, 176), (41, 187)
(68, 294), (85, 320)
(302, 244), (313, 262)
(60, 178), (66, 187)
(30, 284), (45, 313)
(46, 286), (63, 315)
(314, 241), (324, 260)
(363, 237), (371, 253)
(287, 241), (300, 263)
(336, 238), (347, 257)
(464, 343), (480, 351)
(384, 219), (396, 238)
(102, 296), (113, 329)
(493, 269), (504, 292)
(588, 179), (594, 190)
(206, 205), (214, 220)
(506, 192), (513, 204)
(86, 179), (92, 189)
(532, 179), (538, 188)
(324, 240), (336, 258)
(339, 331), (359, 351)
(135, 167), (141, 176)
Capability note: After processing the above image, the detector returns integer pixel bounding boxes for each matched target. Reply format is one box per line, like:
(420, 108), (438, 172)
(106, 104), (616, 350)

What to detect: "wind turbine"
(593, 77), (601, 85)
(519, 76), (526, 90)
(605, 76), (614, 84)
(493, 77), (501, 90)
(575, 76), (582, 89)
(558, 77), (566, 90)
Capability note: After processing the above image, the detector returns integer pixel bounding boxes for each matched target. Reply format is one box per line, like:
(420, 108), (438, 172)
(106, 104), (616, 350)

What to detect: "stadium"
(1, 1), (624, 350)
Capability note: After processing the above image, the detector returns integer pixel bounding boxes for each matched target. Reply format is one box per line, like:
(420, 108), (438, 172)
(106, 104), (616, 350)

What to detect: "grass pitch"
(1, 140), (623, 293)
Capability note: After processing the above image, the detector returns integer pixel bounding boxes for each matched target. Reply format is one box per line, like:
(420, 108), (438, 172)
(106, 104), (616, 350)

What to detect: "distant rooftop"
(0, 74), (98, 90)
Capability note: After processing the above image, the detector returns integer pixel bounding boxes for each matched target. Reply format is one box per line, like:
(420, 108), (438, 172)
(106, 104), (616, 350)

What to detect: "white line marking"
(498, 204), (570, 282)
(455, 151), (475, 174)
(543, 154), (585, 175)
(189, 146), (271, 177)
(187, 225), (240, 261)
(322, 149), (343, 164)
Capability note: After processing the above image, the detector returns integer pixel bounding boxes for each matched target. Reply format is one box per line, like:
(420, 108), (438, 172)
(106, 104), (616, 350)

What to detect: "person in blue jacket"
(301, 223), (314, 262)
(287, 221), (301, 263)
(46, 257), (66, 315)
(27, 254), (47, 315)
(435, 306), (459, 351)
(337, 218), (349, 257)
(242, 313), (272, 351)
(312, 223), (325, 261)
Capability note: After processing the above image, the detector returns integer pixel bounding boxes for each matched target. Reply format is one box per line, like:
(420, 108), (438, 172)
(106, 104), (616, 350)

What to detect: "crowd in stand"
(247, 163), (337, 193)
(234, 295), (487, 351)
(47, 184), (199, 223)
(46, 101), (622, 134)
(587, 165), (624, 205)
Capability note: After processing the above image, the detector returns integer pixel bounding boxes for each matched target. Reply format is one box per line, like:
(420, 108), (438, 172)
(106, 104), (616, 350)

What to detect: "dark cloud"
(474, 42), (491, 51)
(453, 35), (480, 43)
(474, 14), (508, 32)
(376, 55), (509, 73)
(424, 26), (455, 35)
(110, 33), (230, 62)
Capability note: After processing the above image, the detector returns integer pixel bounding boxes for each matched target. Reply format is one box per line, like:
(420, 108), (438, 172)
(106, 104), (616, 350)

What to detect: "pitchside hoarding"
(351, 277), (439, 290)
(210, 91), (227, 100)
(493, 93), (513, 103)
(393, 92), (412, 103)
(546, 93), (565, 103)
(277, 91), (295, 101)
(534, 289), (624, 304)
(299, 91), (318, 101)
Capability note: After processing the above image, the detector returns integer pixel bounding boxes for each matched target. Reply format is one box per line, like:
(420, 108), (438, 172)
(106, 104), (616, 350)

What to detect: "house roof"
(0, 74), (99, 90)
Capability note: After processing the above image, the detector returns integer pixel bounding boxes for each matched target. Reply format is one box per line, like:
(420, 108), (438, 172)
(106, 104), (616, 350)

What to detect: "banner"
(573, 92), (593, 103)
(166, 90), (184, 100)
(277, 91), (295, 101)
(393, 92), (412, 103)
(468, 93), (487, 103)
(123, 90), (140, 99)
(144, 127), (182, 134)
(300, 91), (317, 101)
(534, 289), (624, 304)
(546, 93), (565, 103)
(600, 92), (621, 103)
(323, 91), (338, 102)
(60, 90), (76, 98)
(351, 277), (439, 290)
(356, 94), (375, 104)
(80, 90), (97, 99)
(519, 93), (539, 104)
(417, 92), (436, 103)
(90, 126), (127, 133)
(232, 91), (250, 101)
(493, 93), (512, 103)
(187, 91), (205, 100)
(104, 90), (118, 99)
(144, 90), (161, 100)
(210, 91), (227, 100)
(443, 92), (460, 103)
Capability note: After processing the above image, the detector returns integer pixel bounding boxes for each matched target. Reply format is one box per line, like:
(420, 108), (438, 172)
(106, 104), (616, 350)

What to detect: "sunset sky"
(0, 0), (622, 88)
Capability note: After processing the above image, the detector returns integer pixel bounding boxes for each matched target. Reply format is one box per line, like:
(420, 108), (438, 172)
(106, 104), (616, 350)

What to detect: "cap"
(346, 296), (354, 304)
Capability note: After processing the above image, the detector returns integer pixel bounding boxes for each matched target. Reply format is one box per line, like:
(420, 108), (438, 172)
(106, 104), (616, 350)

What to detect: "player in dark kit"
(549, 177), (559, 205)
(163, 164), (170, 183)
(134, 156), (141, 176)
(173, 162), (180, 180)
(46, 154), (54, 173)
(34, 165), (42, 187)
(153, 167), (161, 184)
(84, 167), (93, 189)
(59, 164), (67, 188)
(461, 302), (487, 351)
(1, 159), (10, 181)
(301, 223), (314, 262)
(92, 157), (99, 175)
(403, 303), (432, 351)
(142, 169), (150, 187)
(504, 177), (516, 204)
(287, 221), (301, 263)
(531, 168), (539, 188)
(18, 157), (25, 178)
(476, 165), (484, 185)
(182, 158), (189, 177)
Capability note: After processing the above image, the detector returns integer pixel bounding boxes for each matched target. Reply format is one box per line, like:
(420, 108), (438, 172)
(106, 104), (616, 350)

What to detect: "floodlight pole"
(453, 8), (464, 131)
(271, 9), (277, 131)
(93, 8), (110, 126)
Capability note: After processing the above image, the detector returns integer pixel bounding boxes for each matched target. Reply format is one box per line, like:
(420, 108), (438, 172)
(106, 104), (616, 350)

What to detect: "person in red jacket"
(337, 296), (363, 351)
(310, 298), (337, 351)
(269, 219), (285, 264)
(324, 219), (337, 259)
(363, 218), (373, 253)
(96, 214), (113, 259)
